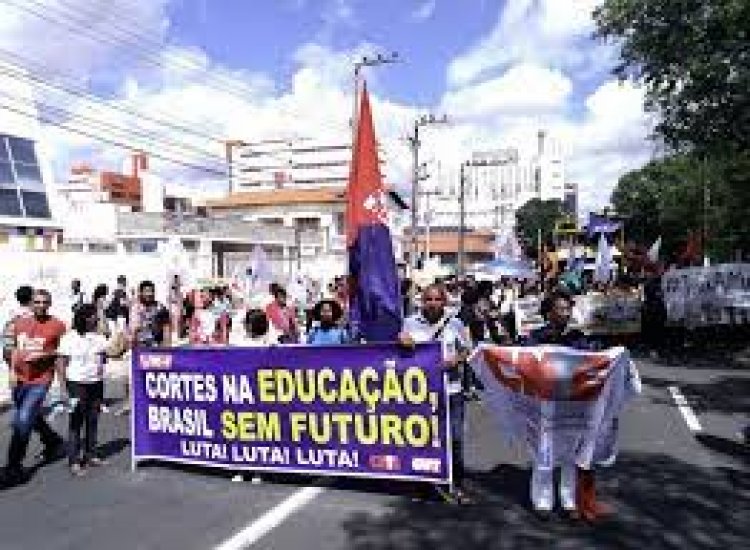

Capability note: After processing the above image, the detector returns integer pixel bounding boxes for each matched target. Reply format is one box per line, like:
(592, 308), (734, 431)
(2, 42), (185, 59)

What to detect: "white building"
(420, 130), (566, 233)
(232, 139), (352, 191)
(0, 63), (63, 252)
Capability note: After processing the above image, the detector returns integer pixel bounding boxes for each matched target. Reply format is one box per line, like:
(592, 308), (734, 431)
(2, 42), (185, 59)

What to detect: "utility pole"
(407, 114), (448, 273)
(352, 52), (400, 140)
(458, 162), (467, 277)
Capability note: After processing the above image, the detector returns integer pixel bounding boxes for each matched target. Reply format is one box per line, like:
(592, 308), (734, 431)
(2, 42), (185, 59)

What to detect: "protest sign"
(131, 343), (452, 484)
(662, 263), (750, 327)
(574, 293), (642, 335)
(471, 345), (640, 468)
(513, 296), (545, 338)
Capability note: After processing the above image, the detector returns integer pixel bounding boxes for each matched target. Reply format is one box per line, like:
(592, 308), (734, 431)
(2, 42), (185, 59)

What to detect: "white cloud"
(412, 0), (436, 21)
(0, 0), (654, 218)
(447, 0), (604, 88)
(441, 63), (572, 120)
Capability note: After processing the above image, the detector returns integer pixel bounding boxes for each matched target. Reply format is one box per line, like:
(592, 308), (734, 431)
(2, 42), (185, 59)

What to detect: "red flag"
(345, 83), (402, 342)
(346, 83), (388, 247)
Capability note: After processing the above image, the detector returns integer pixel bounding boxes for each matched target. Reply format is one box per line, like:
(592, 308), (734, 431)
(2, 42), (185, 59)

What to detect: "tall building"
(231, 139), (352, 191)
(0, 64), (62, 251)
(420, 130), (566, 234)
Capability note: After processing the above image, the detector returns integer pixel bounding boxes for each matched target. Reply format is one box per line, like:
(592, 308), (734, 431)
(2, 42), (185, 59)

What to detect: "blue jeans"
(6, 383), (63, 470)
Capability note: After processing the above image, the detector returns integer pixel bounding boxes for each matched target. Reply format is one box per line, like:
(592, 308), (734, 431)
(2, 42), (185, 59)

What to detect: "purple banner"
(131, 343), (452, 484)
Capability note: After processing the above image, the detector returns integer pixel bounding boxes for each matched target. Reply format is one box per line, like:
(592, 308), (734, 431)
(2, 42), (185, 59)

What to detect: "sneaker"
(70, 463), (87, 477)
(250, 475), (262, 485)
(231, 474), (244, 483)
(100, 403), (111, 414)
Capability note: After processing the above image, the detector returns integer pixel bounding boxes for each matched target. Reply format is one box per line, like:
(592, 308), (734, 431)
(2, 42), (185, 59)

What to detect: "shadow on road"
(641, 375), (750, 415)
(340, 452), (749, 550)
(696, 434), (749, 463)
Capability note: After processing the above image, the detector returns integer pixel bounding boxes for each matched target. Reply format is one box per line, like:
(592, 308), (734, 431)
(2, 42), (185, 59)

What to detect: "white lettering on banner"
(147, 406), (214, 437)
(296, 448), (359, 469)
(144, 372), (218, 402)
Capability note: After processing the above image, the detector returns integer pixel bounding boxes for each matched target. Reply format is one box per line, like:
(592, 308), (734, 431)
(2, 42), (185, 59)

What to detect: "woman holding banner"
(523, 288), (613, 521)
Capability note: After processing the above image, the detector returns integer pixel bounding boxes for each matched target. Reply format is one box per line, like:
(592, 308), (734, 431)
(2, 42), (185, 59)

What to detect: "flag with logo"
(346, 83), (402, 342)
(471, 345), (640, 468)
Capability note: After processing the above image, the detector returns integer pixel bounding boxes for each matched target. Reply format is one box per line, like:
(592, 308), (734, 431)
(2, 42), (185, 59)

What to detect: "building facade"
(0, 71), (62, 252)
(231, 139), (353, 192)
(419, 130), (566, 234)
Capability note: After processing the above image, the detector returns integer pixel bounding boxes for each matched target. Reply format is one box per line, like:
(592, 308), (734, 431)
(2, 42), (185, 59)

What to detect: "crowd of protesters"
(1, 267), (745, 521)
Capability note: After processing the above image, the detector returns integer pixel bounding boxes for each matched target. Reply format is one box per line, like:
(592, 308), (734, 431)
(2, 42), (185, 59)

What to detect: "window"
(7, 137), (37, 164)
(0, 135), (49, 217)
(0, 188), (22, 217)
(0, 160), (14, 185)
(21, 191), (51, 218)
(14, 162), (43, 189)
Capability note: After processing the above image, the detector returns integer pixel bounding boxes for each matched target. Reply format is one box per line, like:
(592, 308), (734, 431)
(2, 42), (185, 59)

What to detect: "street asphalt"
(0, 351), (747, 550)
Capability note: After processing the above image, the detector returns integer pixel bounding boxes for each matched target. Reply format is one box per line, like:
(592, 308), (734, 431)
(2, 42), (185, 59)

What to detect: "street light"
(352, 52), (400, 135)
(407, 114), (449, 273)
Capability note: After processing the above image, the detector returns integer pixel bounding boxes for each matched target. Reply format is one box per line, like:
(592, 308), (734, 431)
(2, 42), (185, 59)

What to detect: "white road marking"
(215, 486), (324, 550)
(668, 385), (703, 432)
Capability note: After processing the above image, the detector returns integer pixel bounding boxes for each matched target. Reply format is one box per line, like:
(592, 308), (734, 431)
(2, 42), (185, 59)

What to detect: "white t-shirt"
(58, 332), (108, 383)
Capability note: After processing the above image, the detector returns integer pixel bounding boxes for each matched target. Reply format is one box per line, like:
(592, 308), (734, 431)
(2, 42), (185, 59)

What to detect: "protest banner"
(513, 296), (545, 338)
(131, 343), (452, 484)
(662, 263), (750, 327)
(574, 293), (642, 336)
(471, 345), (640, 468)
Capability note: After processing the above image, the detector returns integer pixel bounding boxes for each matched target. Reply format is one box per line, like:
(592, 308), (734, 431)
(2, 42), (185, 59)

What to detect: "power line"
(0, 98), (228, 177)
(0, 64), (225, 165)
(0, 49), (230, 145)
(1, 0), (262, 103)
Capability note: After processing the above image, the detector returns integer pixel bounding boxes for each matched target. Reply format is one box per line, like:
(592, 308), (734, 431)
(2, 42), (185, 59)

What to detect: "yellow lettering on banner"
(221, 412), (281, 441)
(380, 414), (405, 446)
(276, 369), (295, 403)
(318, 368), (337, 403)
(338, 369), (359, 404)
(257, 370), (274, 402)
(403, 415), (430, 447)
(403, 367), (428, 403)
(309, 413), (332, 444)
(353, 414), (379, 445)
(221, 410), (237, 439)
(330, 412), (354, 444)
(290, 412), (307, 442)
(382, 369), (404, 404)
(359, 367), (381, 413)
(295, 370), (316, 403)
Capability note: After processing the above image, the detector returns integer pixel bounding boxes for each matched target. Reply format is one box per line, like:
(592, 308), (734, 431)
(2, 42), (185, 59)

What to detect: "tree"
(594, 0), (750, 155)
(611, 152), (750, 262)
(515, 198), (565, 255)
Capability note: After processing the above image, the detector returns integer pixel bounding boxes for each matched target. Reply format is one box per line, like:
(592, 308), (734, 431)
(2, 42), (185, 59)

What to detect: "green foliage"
(611, 152), (750, 261)
(594, 0), (750, 154)
(515, 198), (565, 253)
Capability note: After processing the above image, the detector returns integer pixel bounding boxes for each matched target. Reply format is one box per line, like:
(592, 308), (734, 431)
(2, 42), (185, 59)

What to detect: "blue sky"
(165, 0), (497, 107)
(0, 0), (655, 212)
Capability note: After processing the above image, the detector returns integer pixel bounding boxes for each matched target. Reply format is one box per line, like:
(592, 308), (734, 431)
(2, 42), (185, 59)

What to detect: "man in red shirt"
(2, 289), (67, 485)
